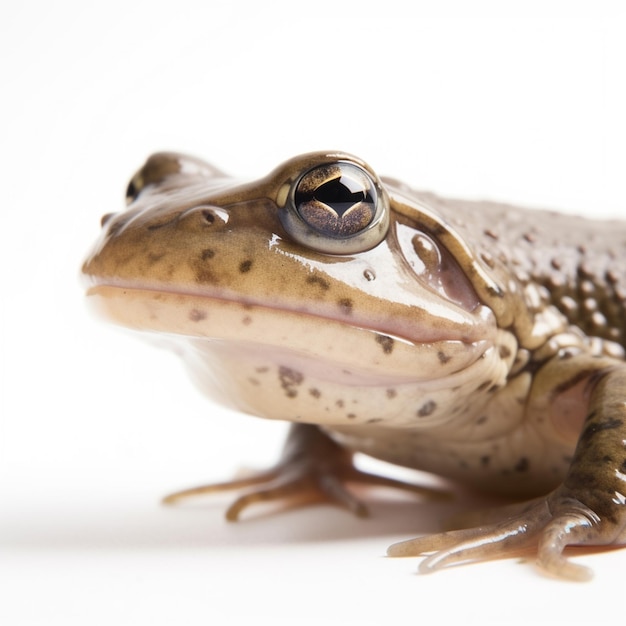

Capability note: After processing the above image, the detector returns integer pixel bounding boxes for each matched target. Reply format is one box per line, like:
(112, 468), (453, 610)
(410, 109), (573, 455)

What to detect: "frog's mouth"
(85, 283), (494, 385)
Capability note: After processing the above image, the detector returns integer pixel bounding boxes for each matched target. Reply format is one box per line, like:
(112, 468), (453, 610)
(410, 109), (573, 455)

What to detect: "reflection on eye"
(280, 160), (389, 255)
(294, 163), (378, 238)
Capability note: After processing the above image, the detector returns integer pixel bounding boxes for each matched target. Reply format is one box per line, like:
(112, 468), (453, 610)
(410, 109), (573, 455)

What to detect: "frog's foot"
(387, 490), (622, 581)
(163, 423), (447, 521)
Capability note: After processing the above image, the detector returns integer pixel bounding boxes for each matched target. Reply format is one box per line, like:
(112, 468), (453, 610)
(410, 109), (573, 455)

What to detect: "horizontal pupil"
(314, 179), (369, 216)
(293, 163), (379, 239)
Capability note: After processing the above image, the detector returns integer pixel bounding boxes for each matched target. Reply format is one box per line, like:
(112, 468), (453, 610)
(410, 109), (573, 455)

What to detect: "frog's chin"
(85, 284), (494, 383)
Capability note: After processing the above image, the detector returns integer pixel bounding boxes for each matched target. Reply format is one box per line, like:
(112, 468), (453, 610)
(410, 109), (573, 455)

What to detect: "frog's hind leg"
(388, 364), (626, 581)
(164, 423), (448, 521)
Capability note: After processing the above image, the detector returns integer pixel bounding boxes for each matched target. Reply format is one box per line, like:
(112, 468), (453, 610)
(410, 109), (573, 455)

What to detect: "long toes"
(318, 474), (369, 517)
(387, 528), (473, 557)
(536, 515), (595, 581)
(388, 519), (536, 573)
(162, 470), (280, 505)
(224, 477), (313, 521)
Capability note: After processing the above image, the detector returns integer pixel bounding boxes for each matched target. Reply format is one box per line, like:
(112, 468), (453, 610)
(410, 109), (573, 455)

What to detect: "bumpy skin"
(82, 151), (626, 580)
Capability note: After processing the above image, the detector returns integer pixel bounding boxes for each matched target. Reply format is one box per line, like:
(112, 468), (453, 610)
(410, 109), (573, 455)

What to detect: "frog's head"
(82, 152), (512, 426)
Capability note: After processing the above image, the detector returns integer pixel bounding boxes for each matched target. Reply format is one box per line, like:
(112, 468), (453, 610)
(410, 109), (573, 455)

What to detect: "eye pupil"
(294, 163), (377, 238)
(314, 178), (373, 216)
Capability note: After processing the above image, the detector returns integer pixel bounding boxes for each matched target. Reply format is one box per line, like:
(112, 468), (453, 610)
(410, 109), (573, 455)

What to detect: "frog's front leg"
(388, 361), (626, 581)
(164, 423), (444, 520)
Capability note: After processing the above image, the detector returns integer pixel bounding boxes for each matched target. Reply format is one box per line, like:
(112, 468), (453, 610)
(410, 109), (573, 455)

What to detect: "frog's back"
(411, 190), (626, 349)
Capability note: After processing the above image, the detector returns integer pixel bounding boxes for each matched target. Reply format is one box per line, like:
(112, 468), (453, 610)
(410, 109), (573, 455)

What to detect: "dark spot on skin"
(580, 417), (623, 442)
(195, 268), (215, 283)
(336, 400), (345, 408)
(367, 418), (384, 424)
(278, 366), (304, 398)
(338, 298), (353, 314)
(256, 367), (269, 373)
(498, 345), (511, 359)
(484, 229), (499, 240)
(605, 269), (619, 285)
(309, 388), (321, 398)
(347, 413), (356, 419)
(376, 335), (394, 354)
(386, 389), (397, 399)
(480, 252), (495, 268)
(417, 400), (437, 418)
(239, 259), (253, 273)
(437, 351), (452, 364)
(248, 378), (260, 386)
(306, 275), (330, 290)
(480, 455), (490, 467)
(523, 232), (536, 243)
(242, 316), (252, 325)
(514, 457), (529, 472)
(476, 415), (488, 425)
(577, 263), (594, 279)
(201, 249), (215, 260)
(189, 309), (207, 322)
(147, 251), (166, 265)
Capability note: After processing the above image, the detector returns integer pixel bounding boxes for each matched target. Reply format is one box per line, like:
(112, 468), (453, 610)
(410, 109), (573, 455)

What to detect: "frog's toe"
(387, 516), (536, 570)
(162, 469), (279, 508)
(536, 509), (599, 581)
(223, 469), (371, 521)
(388, 493), (619, 581)
(163, 424), (447, 521)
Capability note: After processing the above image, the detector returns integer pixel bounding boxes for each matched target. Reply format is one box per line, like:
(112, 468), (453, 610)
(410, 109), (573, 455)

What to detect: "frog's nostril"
(196, 206), (229, 226)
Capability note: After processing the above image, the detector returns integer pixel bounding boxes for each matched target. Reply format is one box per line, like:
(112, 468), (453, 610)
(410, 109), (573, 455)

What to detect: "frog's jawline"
(85, 283), (493, 385)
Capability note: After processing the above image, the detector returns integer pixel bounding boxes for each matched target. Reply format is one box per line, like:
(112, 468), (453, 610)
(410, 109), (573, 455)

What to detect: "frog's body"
(83, 151), (626, 580)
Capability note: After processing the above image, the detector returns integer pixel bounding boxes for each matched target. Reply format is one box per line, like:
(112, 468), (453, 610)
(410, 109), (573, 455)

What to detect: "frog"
(82, 150), (626, 581)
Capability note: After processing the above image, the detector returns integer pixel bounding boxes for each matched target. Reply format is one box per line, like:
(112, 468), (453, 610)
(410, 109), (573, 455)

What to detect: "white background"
(1, 2), (625, 625)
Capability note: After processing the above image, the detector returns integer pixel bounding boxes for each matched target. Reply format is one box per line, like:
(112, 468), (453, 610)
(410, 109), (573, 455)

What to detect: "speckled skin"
(83, 151), (626, 580)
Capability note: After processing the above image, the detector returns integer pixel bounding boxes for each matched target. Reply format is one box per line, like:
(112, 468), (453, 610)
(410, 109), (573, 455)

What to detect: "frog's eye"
(280, 161), (389, 254)
(125, 154), (181, 204)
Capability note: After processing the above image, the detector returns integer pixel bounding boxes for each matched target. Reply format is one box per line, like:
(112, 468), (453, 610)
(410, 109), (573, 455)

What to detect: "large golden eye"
(280, 160), (389, 254)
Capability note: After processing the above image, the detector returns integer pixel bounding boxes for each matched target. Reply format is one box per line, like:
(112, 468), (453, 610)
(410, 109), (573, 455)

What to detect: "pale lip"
(85, 283), (494, 385)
